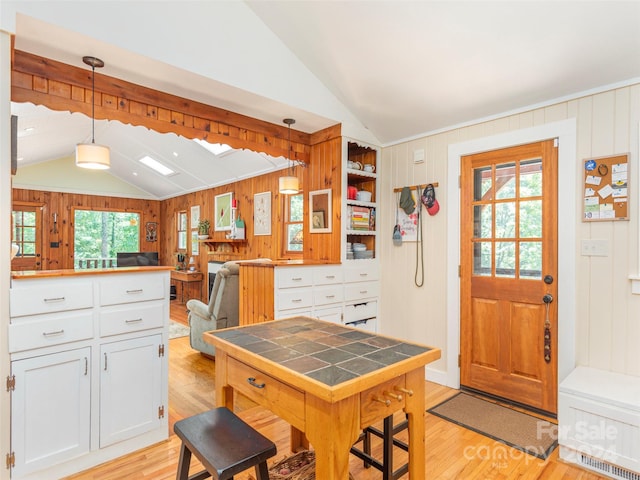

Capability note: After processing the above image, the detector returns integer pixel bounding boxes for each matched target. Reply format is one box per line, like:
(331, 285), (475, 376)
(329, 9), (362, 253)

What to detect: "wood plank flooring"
(64, 302), (607, 479)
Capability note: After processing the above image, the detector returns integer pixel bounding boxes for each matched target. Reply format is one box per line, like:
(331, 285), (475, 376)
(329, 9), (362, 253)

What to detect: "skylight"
(193, 139), (233, 155)
(139, 155), (175, 176)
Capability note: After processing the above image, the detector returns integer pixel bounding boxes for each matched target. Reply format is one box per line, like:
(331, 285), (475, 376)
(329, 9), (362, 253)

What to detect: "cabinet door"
(11, 347), (91, 478)
(100, 335), (163, 447)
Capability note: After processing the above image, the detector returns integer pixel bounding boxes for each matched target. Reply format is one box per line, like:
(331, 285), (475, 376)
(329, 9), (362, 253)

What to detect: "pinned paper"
(584, 187), (595, 196)
(585, 175), (602, 186)
(598, 184), (614, 199)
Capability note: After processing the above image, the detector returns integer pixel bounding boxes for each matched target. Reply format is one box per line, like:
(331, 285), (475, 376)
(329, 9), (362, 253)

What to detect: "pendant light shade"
(279, 118), (299, 194)
(76, 56), (110, 170)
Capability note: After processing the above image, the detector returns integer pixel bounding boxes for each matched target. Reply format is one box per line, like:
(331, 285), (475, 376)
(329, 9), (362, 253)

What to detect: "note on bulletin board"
(583, 153), (629, 221)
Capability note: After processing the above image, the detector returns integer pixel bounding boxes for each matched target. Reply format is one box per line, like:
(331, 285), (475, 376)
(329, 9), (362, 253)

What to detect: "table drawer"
(99, 302), (165, 337)
(360, 375), (407, 428)
(276, 267), (313, 289)
(277, 289), (313, 311)
(8, 311), (94, 353)
(10, 280), (94, 317)
(344, 281), (379, 302)
(227, 357), (305, 431)
(99, 273), (165, 306)
(313, 285), (344, 306)
(313, 265), (343, 285)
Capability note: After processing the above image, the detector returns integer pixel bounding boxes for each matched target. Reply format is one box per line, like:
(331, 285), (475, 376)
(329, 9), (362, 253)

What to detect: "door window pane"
(495, 202), (516, 238)
(519, 200), (542, 238)
(473, 205), (492, 238)
(520, 242), (542, 279)
(473, 242), (492, 276)
(520, 159), (542, 197)
(495, 163), (516, 199)
(473, 166), (492, 201)
(495, 242), (516, 277)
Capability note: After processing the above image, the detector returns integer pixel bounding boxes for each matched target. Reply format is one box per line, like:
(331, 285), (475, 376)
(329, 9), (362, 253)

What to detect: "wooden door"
(11, 203), (43, 271)
(460, 140), (558, 414)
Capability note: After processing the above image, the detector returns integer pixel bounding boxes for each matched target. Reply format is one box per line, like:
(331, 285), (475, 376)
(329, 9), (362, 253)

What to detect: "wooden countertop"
(237, 259), (341, 269)
(11, 266), (173, 280)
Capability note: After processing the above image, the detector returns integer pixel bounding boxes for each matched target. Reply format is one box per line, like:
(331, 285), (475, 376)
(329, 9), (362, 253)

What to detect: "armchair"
(186, 261), (239, 357)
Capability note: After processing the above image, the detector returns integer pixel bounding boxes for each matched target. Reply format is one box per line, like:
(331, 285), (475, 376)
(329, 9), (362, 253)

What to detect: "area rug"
(169, 321), (190, 340)
(428, 392), (557, 459)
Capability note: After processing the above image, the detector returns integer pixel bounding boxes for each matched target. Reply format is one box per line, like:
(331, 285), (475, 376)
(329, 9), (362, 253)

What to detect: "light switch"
(413, 149), (425, 164)
(581, 239), (609, 256)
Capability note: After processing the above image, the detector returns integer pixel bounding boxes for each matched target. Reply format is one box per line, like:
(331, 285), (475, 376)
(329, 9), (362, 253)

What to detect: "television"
(116, 251), (159, 267)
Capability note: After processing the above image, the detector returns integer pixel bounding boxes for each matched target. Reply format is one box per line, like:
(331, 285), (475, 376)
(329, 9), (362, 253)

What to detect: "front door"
(460, 140), (558, 414)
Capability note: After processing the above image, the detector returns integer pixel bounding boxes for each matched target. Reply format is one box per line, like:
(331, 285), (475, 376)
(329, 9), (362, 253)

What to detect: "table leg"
(215, 351), (234, 410)
(305, 395), (360, 480)
(290, 426), (309, 452)
(404, 367), (426, 478)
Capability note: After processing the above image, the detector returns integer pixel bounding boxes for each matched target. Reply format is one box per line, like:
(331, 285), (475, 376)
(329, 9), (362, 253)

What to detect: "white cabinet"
(10, 348), (91, 478)
(9, 269), (169, 480)
(100, 335), (163, 447)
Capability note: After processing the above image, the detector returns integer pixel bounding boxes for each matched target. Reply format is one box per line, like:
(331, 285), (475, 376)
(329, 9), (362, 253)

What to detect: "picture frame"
(145, 222), (157, 242)
(214, 192), (233, 231)
(190, 205), (200, 228)
(254, 192), (272, 236)
(309, 189), (332, 233)
(191, 230), (199, 255)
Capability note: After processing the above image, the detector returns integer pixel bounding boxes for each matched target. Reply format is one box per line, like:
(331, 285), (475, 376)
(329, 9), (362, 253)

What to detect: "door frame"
(446, 118), (577, 391)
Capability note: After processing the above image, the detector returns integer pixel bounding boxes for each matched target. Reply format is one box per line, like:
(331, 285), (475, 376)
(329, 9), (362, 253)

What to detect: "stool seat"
(174, 407), (277, 480)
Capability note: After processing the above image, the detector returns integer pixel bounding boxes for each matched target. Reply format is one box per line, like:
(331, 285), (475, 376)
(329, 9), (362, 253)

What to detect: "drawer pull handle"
(359, 273), (369, 277)
(360, 290), (368, 294)
(325, 295), (335, 299)
(292, 299), (303, 303)
(384, 391), (403, 402)
(372, 395), (391, 407)
(291, 277), (303, 281)
(325, 275), (335, 279)
(126, 289), (144, 294)
(394, 386), (414, 397)
(43, 297), (65, 303)
(126, 318), (143, 324)
(247, 377), (265, 389)
(42, 329), (65, 337)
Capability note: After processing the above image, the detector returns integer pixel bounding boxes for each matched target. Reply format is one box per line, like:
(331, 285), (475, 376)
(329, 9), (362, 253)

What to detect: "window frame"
(282, 192), (304, 257)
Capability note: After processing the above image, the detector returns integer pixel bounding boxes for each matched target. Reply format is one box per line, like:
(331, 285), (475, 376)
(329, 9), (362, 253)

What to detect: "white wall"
(378, 85), (640, 385)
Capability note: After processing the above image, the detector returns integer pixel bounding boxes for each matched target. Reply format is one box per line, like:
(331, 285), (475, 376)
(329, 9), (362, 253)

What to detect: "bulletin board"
(583, 153), (629, 221)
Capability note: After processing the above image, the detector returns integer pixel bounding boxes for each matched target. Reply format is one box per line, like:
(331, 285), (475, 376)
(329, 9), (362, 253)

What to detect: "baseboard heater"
(559, 366), (640, 479)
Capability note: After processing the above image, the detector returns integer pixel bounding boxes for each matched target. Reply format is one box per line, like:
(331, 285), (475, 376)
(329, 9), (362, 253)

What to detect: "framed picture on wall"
(214, 192), (233, 231)
(254, 192), (271, 236)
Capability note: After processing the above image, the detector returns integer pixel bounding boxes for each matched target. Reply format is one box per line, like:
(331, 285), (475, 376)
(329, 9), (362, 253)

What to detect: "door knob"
(542, 294), (553, 304)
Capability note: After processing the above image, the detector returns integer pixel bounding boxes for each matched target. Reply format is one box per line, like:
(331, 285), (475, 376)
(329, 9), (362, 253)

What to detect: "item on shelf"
(363, 164), (375, 173)
(352, 243), (367, 251)
(347, 185), (358, 200)
(356, 190), (372, 202)
(350, 207), (371, 230)
(354, 250), (374, 259)
(347, 160), (363, 170)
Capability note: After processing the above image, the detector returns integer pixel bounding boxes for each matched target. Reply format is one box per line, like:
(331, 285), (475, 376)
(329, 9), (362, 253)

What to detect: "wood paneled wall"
(11, 189), (160, 270)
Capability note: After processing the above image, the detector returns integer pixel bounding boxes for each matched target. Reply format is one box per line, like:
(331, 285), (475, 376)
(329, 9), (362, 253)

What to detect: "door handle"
(542, 294), (553, 304)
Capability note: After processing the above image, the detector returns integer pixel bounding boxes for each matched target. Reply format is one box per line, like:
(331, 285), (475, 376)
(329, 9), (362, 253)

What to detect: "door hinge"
(158, 344), (165, 357)
(458, 354), (461, 367)
(554, 138), (559, 148)
(158, 405), (165, 419)
(458, 175), (461, 188)
(6, 452), (14, 469)
(6, 375), (15, 392)
(458, 265), (461, 277)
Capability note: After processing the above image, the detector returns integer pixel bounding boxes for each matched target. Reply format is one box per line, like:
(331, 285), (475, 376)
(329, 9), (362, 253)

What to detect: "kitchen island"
(8, 266), (171, 480)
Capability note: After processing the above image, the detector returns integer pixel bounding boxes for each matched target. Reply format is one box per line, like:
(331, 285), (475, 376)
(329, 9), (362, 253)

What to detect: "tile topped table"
(205, 317), (441, 479)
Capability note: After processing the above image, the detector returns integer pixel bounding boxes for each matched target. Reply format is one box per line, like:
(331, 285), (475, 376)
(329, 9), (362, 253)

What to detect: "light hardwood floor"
(64, 302), (607, 479)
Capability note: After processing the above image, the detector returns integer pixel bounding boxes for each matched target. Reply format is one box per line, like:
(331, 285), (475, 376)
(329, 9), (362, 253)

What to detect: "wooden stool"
(350, 413), (409, 480)
(174, 407), (277, 480)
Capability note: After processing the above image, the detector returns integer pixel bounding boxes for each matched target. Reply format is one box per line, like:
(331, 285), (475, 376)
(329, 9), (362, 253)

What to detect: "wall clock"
(254, 192), (271, 236)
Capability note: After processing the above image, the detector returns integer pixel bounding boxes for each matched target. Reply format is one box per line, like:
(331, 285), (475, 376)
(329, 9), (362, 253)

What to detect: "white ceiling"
(10, 1), (640, 199)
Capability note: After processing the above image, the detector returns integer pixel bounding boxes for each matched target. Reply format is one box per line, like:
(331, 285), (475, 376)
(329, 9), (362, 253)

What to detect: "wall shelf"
(199, 239), (246, 253)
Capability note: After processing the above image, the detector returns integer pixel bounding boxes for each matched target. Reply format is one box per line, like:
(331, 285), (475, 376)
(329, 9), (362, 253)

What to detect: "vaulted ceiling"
(8, 1), (640, 199)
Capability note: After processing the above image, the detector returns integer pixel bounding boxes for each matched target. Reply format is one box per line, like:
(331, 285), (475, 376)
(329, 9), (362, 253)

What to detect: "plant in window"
(198, 219), (210, 237)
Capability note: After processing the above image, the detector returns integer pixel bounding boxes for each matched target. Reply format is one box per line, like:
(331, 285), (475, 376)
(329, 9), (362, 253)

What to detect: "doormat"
(428, 392), (557, 459)
(169, 321), (190, 340)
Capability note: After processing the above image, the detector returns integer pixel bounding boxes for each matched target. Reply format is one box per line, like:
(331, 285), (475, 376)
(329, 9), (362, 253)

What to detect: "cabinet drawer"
(360, 375), (406, 428)
(277, 289), (313, 311)
(344, 263), (379, 283)
(313, 265), (343, 285)
(276, 267), (313, 289)
(313, 285), (344, 306)
(345, 317), (377, 333)
(99, 273), (166, 306)
(10, 280), (93, 317)
(8, 311), (94, 353)
(100, 302), (165, 337)
(344, 281), (379, 302)
(344, 301), (377, 322)
(227, 357), (305, 431)
(313, 305), (343, 325)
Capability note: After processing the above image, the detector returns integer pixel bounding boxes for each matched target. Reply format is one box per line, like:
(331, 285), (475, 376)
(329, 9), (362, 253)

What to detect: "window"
(12, 203), (42, 270)
(177, 211), (188, 250)
(73, 209), (140, 268)
(283, 193), (303, 254)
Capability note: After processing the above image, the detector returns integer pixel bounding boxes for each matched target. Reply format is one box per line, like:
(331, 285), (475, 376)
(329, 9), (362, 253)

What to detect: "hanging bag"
(393, 191), (402, 245)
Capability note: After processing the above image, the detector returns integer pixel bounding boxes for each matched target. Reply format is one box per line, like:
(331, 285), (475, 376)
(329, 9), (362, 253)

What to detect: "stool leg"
(383, 415), (393, 480)
(363, 429), (372, 468)
(176, 443), (192, 480)
(254, 461), (269, 480)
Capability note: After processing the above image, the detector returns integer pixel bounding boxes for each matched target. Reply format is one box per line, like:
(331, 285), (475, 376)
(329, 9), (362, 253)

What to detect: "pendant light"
(278, 118), (299, 194)
(76, 56), (110, 170)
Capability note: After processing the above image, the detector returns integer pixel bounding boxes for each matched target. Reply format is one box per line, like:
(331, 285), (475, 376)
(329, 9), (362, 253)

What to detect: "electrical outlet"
(581, 239), (609, 256)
